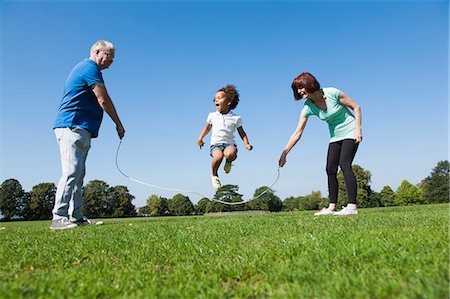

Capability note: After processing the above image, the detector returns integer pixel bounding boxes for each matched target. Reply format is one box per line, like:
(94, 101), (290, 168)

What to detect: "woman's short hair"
(90, 40), (114, 56)
(291, 72), (321, 100)
(218, 84), (240, 110)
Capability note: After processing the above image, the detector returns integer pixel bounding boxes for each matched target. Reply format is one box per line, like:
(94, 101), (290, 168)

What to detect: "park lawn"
(0, 204), (448, 298)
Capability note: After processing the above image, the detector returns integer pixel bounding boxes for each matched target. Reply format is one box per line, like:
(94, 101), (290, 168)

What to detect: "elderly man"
(51, 40), (125, 229)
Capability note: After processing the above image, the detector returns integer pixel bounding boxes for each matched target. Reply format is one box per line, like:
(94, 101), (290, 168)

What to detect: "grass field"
(1, 204), (448, 298)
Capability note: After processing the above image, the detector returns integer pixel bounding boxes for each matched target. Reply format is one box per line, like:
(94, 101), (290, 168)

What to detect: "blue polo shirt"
(53, 59), (104, 138)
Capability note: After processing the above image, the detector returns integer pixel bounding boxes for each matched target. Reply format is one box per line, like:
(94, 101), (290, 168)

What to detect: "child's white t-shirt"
(206, 111), (242, 145)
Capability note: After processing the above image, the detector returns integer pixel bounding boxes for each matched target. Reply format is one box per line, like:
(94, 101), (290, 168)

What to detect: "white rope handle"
(115, 140), (280, 205)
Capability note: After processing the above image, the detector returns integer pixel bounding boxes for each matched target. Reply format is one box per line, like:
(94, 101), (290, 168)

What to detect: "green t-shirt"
(301, 87), (356, 143)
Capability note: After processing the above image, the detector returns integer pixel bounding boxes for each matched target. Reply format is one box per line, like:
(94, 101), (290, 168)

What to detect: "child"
(197, 84), (253, 189)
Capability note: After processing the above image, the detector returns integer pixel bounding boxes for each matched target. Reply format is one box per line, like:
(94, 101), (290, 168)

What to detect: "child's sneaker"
(211, 175), (221, 189)
(314, 208), (335, 216)
(334, 206), (358, 216)
(224, 160), (232, 174)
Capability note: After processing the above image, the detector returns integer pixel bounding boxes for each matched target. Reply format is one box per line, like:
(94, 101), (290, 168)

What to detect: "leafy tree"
(337, 164), (372, 208)
(420, 160), (449, 203)
(0, 179), (25, 220)
(396, 180), (424, 205)
(136, 205), (151, 217)
(283, 196), (301, 211)
(380, 186), (397, 207)
(194, 197), (210, 215)
(299, 191), (322, 210)
(245, 186), (282, 212)
(283, 192), (327, 211)
(260, 187), (282, 212)
(209, 184), (244, 212)
(245, 196), (269, 211)
(109, 185), (136, 217)
(18, 193), (31, 219)
(366, 189), (381, 208)
(25, 183), (55, 220)
(167, 194), (194, 216)
(147, 194), (169, 216)
(83, 180), (110, 217)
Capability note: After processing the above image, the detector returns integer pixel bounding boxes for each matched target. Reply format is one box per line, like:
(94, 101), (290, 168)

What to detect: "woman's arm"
(279, 113), (308, 167)
(339, 91), (362, 143)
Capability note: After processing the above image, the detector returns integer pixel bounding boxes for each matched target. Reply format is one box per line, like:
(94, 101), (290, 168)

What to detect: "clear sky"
(1, 0), (448, 207)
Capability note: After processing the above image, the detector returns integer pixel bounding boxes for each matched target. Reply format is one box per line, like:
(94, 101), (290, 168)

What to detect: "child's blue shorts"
(209, 143), (237, 157)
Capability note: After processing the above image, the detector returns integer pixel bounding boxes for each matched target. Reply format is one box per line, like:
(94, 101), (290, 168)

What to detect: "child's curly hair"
(218, 84), (240, 110)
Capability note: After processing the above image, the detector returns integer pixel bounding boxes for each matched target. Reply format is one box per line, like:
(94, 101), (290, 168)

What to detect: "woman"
(279, 72), (362, 216)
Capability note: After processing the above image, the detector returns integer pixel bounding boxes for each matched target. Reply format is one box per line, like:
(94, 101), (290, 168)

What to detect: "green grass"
(1, 204), (448, 298)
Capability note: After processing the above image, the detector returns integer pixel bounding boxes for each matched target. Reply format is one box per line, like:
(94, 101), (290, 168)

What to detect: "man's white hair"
(90, 40), (114, 56)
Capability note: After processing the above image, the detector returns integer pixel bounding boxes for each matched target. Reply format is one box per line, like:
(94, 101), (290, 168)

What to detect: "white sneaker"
(211, 175), (221, 189)
(334, 206), (358, 216)
(50, 218), (78, 230)
(314, 208), (335, 216)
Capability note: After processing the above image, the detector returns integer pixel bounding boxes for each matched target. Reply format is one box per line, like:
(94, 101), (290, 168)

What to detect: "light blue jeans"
(53, 127), (91, 221)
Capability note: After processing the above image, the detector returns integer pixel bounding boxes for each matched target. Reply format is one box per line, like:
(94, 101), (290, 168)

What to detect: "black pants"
(326, 139), (359, 204)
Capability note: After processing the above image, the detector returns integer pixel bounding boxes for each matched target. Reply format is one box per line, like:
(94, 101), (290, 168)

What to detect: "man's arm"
(92, 83), (125, 139)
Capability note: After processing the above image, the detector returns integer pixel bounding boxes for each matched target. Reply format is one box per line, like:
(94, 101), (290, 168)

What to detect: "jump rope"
(115, 140), (281, 205)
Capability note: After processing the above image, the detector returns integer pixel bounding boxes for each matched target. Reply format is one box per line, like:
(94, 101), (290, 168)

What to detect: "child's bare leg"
(223, 145), (237, 162)
(211, 150), (224, 176)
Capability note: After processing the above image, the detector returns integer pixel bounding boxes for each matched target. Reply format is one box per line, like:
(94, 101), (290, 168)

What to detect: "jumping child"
(197, 84), (253, 189)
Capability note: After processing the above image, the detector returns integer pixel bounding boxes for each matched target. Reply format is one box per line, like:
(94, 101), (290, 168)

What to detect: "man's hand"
(117, 125), (125, 139)
(197, 139), (204, 149)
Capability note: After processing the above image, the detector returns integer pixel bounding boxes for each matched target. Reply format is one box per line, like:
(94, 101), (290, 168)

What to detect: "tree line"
(0, 180), (136, 221)
(1, 161), (448, 221)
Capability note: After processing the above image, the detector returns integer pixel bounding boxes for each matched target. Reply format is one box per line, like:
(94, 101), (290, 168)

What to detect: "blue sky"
(1, 0), (448, 207)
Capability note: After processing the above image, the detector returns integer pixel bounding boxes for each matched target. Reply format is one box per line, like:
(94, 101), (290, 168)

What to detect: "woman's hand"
(355, 130), (363, 143)
(279, 151), (288, 167)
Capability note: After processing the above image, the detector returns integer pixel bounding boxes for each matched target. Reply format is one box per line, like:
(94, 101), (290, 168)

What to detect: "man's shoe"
(50, 218), (78, 230)
(334, 206), (358, 216)
(314, 208), (335, 216)
(211, 175), (221, 189)
(224, 160), (232, 174)
(73, 217), (104, 226)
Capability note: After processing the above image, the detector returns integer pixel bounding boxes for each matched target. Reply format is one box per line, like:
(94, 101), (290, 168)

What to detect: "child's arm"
(237, 127), (253, 151)
(197, 123), (212, 149)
